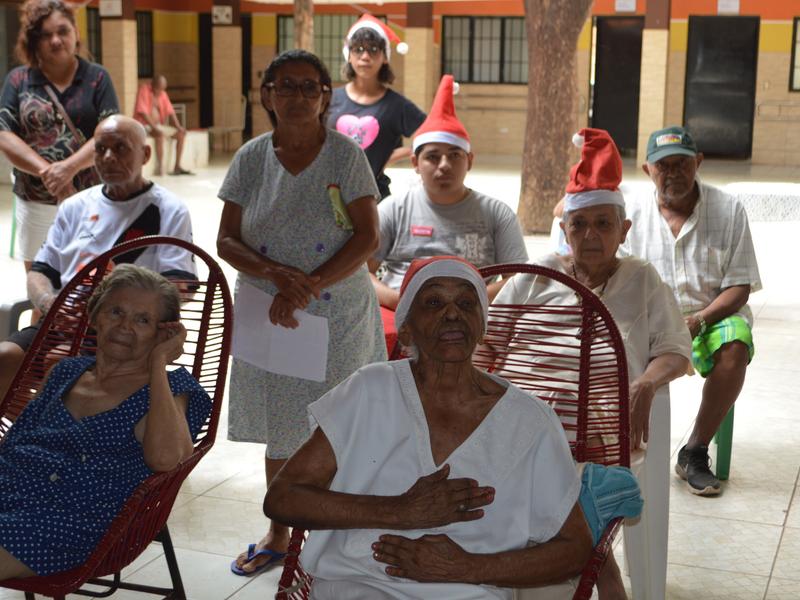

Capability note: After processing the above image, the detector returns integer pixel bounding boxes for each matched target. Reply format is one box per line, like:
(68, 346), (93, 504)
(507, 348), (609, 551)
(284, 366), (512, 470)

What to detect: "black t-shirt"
(0, 57), (120, 204)
(327, 87), (425, 198)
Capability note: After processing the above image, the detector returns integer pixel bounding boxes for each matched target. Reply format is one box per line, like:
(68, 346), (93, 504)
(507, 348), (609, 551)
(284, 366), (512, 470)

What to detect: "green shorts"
(691, 315), (754, 378)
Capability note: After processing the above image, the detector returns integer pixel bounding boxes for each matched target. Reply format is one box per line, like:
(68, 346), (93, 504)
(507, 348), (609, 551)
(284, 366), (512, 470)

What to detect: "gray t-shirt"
(374, 183), (529, 289)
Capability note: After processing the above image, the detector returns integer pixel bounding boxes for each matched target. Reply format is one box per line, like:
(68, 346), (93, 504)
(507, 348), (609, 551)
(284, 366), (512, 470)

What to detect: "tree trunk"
(518, 0), (593, 233)
(294, 0), (314, 51)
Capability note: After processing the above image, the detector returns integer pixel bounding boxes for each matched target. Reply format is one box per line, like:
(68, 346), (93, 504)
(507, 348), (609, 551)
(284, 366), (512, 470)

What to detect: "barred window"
(86, 7), (101, 64)
(277, 14), (386, 82)
(136, 11), (153, 79)
(442, 16), (528, 84)
(792, 18), (800, 91)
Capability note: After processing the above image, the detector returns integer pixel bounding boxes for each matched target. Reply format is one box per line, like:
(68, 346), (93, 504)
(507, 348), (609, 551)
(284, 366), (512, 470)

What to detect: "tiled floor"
(0, 155), (798, 599)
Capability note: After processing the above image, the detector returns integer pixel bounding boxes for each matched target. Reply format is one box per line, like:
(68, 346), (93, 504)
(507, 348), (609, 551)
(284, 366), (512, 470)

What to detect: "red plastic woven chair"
(0, 236), (233, 600)
(276, 263), (630, 600)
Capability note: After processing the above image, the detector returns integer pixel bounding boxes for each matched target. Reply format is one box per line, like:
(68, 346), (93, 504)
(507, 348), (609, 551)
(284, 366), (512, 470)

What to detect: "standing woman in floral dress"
(0, 0), (119, 274)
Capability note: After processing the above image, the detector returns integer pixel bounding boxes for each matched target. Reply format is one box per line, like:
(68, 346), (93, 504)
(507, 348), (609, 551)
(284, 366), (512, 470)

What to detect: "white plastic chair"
(623, 385), (670, 600)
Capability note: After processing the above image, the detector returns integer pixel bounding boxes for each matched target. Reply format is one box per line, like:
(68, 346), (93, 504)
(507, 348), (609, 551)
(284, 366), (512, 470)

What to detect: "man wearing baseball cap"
(624, 125), (761, 496)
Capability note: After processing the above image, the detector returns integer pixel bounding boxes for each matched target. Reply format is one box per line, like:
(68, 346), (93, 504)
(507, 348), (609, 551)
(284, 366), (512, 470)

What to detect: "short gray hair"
(87, 264), (181, 324)
(562, 204), (626, 225)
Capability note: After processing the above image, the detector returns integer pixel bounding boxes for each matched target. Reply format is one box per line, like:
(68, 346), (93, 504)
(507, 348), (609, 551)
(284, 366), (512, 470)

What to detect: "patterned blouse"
(0, 57), (119, 205)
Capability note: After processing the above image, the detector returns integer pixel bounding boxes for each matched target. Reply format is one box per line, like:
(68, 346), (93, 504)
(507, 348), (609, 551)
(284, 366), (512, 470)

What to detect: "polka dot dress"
(0, 356), (211, 575)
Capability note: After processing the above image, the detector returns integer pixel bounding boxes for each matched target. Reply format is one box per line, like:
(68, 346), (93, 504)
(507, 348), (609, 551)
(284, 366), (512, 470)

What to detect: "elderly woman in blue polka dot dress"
(217, 49), (386, 576)
(0, 265), (211, 579)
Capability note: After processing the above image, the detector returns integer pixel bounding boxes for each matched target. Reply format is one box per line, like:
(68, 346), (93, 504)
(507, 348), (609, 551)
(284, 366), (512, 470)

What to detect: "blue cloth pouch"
(578, 463), (643, 546)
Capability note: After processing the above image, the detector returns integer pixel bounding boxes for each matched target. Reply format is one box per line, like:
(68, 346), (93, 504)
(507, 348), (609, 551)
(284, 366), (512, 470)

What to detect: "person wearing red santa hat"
(327, 14), (426, 199)
(368, 74), (527, 353)
(496, 128), (691, 600)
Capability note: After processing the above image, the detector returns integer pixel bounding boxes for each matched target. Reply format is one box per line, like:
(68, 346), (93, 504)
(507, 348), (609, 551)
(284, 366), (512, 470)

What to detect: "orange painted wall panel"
(135, 0), (212, 11)
(434, 1), (523, 16)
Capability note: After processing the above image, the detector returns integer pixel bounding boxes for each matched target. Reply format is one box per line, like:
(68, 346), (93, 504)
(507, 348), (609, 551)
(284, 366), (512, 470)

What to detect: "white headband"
(563, 189), (625, 212)
(394, 259), (489, 334)
(412, 131), (471, 153)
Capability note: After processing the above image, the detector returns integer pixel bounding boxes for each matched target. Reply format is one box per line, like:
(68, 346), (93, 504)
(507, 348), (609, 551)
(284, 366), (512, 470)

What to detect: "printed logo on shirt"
(655, 133), (682, 147)
(336, 115), (380, 149)
(411, 225), (433, 237)
(112, 203), (161, 264)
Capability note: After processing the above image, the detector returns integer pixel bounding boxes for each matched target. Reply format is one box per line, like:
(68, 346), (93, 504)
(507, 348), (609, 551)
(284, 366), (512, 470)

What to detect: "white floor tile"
(665, 564), (768, 599)
(668, 514), (782, 576)
(772, 526), (800, 580)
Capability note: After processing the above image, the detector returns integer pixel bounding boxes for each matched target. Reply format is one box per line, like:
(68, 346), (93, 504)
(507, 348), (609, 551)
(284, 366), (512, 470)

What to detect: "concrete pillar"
(636, 0), (671, 165)
(403, 3), (436, 113)
(212, 0), (243, 151)
(100, 0), (137, 116)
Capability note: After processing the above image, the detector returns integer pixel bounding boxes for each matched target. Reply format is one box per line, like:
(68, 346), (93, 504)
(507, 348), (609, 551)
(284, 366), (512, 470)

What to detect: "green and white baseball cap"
(646, 126), (698, 163)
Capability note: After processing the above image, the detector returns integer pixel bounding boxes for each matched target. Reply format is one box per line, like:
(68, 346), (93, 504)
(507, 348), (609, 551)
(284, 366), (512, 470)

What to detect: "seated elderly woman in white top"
(495, 128), (691, 600)
(264, 256), (594, 600)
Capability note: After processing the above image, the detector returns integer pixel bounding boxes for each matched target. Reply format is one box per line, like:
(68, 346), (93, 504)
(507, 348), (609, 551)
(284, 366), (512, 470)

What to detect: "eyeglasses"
(349, 44), (382, 57)
(264, 79), (330, 99)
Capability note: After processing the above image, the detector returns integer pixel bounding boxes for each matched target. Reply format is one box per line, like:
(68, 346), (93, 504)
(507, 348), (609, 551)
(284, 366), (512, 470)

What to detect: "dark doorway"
(198, 13), (213, 129)
(591, 16), (644, 156)
(684, 16), (759, 158)
(241, 13), (253, 139)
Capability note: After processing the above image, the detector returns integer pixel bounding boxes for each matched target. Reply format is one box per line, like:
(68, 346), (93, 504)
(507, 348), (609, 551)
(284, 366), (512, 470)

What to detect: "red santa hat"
(412, 75), (470, 154)
(342, 14), (408, 61)
(394, 256), (488, 334)
(563, 128), (625, 212)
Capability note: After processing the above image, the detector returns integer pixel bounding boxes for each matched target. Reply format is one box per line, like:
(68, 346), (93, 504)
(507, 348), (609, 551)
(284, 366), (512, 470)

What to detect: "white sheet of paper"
(232, 282), (329, 382)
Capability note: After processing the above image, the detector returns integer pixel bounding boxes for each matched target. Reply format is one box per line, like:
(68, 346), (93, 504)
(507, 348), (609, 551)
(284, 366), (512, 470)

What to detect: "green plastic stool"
(713, 406), (734, 480)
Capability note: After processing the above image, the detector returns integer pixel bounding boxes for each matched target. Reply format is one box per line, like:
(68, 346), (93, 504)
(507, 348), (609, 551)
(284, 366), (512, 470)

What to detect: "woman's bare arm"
(135, 323), (194, 472)
(265, 427), (494, 531)
(374, 501), (592, 587)
(0, 131), (49, 176)
(309, 196), (380, 289)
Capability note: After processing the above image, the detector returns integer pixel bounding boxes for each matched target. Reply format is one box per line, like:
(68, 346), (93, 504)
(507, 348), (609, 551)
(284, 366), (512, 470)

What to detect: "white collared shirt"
(623, 179), (761, 326)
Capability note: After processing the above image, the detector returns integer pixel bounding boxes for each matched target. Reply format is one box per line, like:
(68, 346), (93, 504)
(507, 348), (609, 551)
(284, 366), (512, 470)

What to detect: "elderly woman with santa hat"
(264, 256), (607, 600)
(328, 14), (426, 199)
(495, 128), (691, 600)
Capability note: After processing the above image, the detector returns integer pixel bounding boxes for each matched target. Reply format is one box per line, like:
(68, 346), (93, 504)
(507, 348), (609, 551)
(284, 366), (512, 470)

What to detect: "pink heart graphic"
(336, 114), (380, 149)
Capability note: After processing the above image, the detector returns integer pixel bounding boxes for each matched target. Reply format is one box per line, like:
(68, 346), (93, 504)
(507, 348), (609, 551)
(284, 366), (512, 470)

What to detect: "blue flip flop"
(230, 543), (287, 576)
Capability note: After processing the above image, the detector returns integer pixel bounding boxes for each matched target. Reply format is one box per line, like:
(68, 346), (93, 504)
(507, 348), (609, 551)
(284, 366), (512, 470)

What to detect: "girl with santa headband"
(328, 14), (426, 199)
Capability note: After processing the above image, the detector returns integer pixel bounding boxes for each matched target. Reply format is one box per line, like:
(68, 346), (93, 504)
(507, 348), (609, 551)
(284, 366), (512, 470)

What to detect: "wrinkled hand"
(629, 377), (656, 450)
(39, 161), (77, 200)
(269, 292), (299, 329)
(270, 266), (319, 309)
(684, 315), (701, 338)
(398, 464), (494, 529)
(149, 322), (186, 368)
(372, 534), (474, 583)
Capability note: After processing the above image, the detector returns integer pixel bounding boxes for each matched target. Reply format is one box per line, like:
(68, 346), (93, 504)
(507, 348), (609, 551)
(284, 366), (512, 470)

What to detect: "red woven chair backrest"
(276, 263), (630, 600)
(0, 236), (233, 593)
(476, 263), (630, 467)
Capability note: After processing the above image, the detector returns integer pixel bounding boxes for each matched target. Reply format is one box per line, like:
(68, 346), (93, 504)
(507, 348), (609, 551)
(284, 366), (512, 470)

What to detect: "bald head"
(153, 75), (167, 92)
(94, 116), (151, 198)
(95, 115), (147, 144)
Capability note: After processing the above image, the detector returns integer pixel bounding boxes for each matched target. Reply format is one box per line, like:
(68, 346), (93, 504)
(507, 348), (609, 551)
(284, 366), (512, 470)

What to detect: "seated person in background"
(368, 76), (527, 345)
(625, 126), (761, 497)
(134, 75), (191, 176)
(0, 115), (196, 400)
(0, 265), (211, 580)
(496, 129), (691, 599)
(265, 256), (597, 600)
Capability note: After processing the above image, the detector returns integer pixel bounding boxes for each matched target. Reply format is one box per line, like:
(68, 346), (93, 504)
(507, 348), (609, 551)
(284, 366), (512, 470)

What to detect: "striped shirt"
(623, 179), (761, 326)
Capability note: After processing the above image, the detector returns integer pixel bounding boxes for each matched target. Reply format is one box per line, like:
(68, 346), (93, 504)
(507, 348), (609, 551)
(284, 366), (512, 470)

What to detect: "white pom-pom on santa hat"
(452, 81), (460, 95)
(572, 132), (585, 148)
(396, 41), (409, 55)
